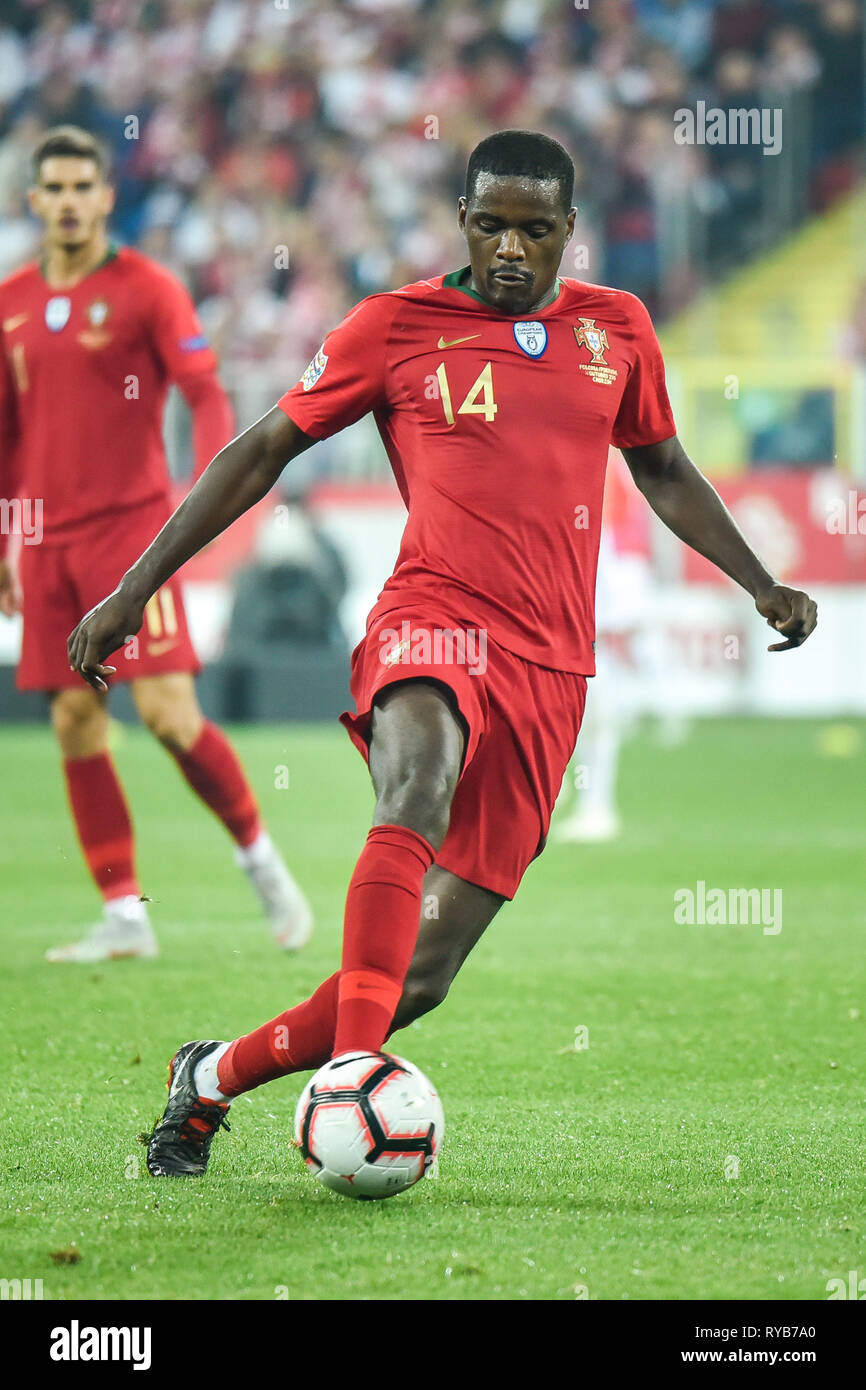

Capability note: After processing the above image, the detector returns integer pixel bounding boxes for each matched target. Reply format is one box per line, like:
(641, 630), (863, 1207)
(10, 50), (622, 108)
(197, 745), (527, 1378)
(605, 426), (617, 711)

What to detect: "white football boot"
(45, 895), (159, 962)
(235, 832), (313, 951)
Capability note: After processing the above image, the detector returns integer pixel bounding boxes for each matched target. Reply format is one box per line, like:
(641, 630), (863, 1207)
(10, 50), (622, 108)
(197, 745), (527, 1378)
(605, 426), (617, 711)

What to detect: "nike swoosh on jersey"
(437, 333), (481, 349)
(2, 313), (28, 332)
(146, 639), (180, 657)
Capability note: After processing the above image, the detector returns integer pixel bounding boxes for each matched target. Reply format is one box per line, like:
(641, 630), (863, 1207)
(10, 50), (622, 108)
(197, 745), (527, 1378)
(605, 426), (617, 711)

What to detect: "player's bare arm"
(622, 433), (818, 652)
(68, 407), (314, 689)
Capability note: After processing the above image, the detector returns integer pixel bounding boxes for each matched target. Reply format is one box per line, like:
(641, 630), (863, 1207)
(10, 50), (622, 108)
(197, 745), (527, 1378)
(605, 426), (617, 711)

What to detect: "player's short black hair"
(33, 126), (110, 180)
(465, 130), (574, 212)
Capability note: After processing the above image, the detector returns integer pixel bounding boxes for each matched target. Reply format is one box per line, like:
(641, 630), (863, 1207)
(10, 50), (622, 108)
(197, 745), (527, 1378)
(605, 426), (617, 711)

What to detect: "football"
(293, 1051), (445, 1199)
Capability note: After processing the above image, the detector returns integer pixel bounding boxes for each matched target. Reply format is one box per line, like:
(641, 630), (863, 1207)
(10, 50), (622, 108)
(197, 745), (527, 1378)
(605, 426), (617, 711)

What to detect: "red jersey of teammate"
(279, 267), (675, 676)
(0, 246), (233, 556)
(603, 446), (652, 558)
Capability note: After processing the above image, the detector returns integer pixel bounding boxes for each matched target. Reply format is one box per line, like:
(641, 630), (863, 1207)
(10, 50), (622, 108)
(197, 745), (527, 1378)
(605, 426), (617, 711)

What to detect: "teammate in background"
(554, 447), (655, 843)
(68, 131), (816, 1176)
(0, 126), (312, 961)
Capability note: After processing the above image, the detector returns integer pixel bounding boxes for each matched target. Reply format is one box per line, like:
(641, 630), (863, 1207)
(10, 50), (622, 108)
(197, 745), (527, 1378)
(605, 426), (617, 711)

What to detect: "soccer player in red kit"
(0, 126), (312, 962)
(68, 130), (816, 1176)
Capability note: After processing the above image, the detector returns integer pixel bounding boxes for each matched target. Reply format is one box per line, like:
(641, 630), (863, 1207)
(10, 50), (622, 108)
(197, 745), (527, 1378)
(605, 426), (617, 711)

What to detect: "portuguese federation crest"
(87, 299), (110, 326)
(78, 297), (113, 349)
(573, 317), (618, 385)
(574, 317), (609, 364)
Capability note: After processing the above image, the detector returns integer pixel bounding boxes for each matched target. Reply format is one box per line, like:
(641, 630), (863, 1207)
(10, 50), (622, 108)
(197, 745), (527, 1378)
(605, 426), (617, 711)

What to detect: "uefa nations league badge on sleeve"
(302, 345), (329, 390)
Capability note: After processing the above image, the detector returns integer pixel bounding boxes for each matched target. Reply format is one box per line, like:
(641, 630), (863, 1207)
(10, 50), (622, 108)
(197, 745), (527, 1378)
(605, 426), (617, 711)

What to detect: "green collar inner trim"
(40, 242), (118, 285)
(443, 265), (563, 311)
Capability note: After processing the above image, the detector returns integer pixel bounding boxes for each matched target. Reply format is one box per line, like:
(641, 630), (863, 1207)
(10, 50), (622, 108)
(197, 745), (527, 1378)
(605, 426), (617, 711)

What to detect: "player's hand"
(67, 589), (144, 691)
(0, 558), (21, 617)
(754, 583), (817, 652)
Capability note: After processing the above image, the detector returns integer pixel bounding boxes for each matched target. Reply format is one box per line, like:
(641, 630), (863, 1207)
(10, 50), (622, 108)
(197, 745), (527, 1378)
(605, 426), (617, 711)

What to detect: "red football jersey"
(280, 268), (675, 675)
(0, 246), (227, 552)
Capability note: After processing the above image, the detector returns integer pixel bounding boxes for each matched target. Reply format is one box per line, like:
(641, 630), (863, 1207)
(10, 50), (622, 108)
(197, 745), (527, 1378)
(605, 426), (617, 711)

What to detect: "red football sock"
(63, 753), (139, 902)
(332, 824), (435, 1056)
(215, 825), (435, 1095)
(217, 973), (341, 1096)
(171, 721), (261, 848)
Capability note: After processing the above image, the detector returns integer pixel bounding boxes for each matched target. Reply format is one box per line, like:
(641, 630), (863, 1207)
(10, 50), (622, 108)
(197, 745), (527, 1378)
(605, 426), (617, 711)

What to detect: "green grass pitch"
(1, 715), (864, 1301)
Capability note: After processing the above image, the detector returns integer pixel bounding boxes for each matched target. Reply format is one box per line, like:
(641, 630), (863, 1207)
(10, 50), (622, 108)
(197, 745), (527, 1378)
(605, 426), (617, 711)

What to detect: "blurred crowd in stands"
(0, 0), (862, 382)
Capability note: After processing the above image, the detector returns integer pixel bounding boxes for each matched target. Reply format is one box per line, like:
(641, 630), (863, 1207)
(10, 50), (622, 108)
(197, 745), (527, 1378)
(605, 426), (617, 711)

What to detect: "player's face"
(29, 157), (114, 252)
(458, 175), (576, 315)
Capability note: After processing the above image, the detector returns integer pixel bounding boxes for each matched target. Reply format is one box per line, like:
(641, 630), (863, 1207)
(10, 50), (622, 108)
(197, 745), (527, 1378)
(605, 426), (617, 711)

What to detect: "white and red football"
(293, 1051), (445, 1199)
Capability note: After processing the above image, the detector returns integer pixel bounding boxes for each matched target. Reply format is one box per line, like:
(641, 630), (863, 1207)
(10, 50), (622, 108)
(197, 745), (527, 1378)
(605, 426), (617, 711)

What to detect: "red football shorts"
(340, 607), (588, 899)
(17, 497), (200, 692)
